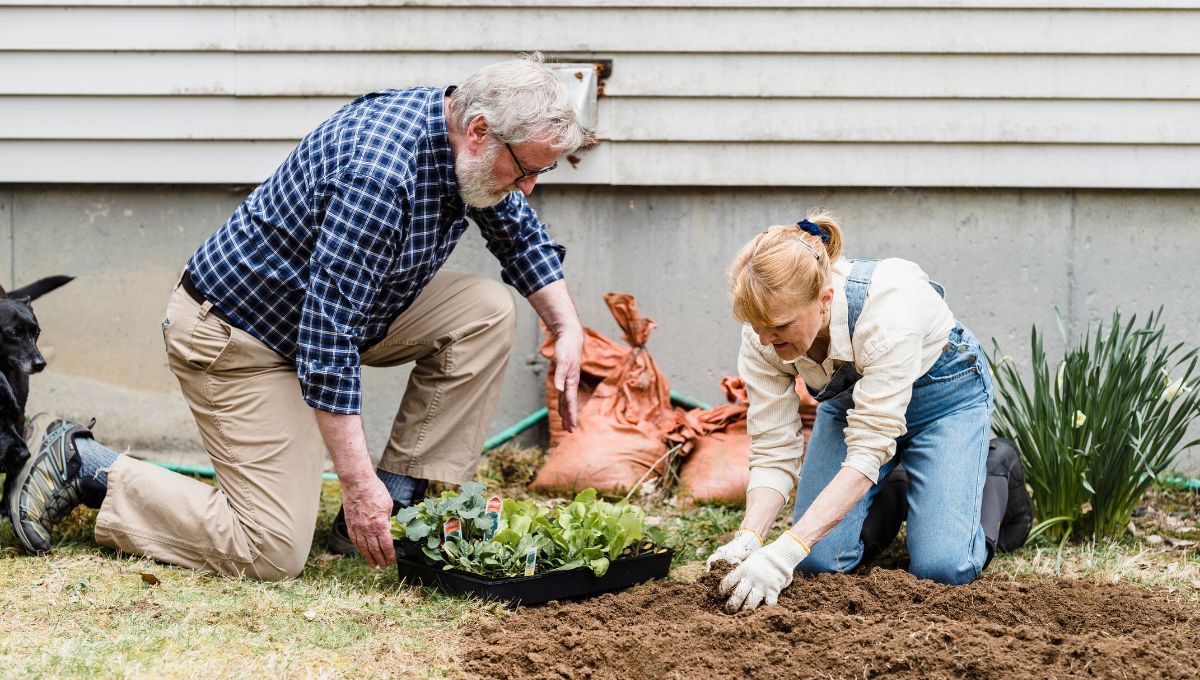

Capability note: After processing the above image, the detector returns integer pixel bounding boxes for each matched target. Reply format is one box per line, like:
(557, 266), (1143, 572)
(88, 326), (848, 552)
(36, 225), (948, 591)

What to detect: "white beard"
(454, 142), (512, 208)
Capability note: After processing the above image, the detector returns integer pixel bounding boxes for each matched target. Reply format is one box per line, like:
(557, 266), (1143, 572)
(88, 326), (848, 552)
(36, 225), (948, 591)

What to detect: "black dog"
(0, 275), (73, 501)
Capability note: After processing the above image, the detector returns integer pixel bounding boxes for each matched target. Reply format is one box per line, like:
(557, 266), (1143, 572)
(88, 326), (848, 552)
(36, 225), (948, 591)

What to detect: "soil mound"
(462, 568), (1200, 679)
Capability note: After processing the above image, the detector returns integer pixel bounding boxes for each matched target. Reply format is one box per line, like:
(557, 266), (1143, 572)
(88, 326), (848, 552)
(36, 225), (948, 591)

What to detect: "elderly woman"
(708, 209), (1030, 612)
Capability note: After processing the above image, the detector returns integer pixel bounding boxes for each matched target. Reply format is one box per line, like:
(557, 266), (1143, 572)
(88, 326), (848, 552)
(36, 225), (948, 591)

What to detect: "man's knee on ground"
(250, 538), (311, 581)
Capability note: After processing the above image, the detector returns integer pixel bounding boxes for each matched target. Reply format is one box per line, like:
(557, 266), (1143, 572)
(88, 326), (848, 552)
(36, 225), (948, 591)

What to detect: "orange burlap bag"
(530, 293), (674, 494)
(672, 375), (820, 505)
(540, 325), (630, 450)
(672, 377), (752, 504)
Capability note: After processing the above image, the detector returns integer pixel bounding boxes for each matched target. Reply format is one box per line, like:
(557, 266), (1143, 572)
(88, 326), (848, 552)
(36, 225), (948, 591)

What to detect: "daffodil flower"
(1073, 410), (1087, 428)
(1056, 362), (1066, 393)
(1163, 379), (1193, 402)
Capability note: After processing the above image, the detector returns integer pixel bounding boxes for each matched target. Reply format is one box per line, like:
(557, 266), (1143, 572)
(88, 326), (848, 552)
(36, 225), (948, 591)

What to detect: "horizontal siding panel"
(607, 142), (1200, 188)
(0, 140), (611, 183)
(5, 52), (1199, 100)
(0, 52), (507, 96)
(9, 96), (1200, 145)
(605, 54), (1200, 100)
(3, 140), (1197, 188)
(4, 7), (1200, 53)
(5, 1), (1200, 9)
(606, 99), (1200, 144)
(2, 96), (349, 139)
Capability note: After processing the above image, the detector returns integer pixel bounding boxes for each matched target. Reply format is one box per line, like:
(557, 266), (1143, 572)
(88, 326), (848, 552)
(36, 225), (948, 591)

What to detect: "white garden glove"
(705, 529), (763, 571)
(719, 531), (810, 613)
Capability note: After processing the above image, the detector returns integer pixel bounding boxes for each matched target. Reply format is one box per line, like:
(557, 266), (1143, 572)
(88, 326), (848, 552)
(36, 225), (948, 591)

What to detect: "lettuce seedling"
(391, 484), (653, 578)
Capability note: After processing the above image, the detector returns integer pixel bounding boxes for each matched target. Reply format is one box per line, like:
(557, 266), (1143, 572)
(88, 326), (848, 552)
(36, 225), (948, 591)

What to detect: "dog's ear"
(12, 296), (30, 306)
(8, 275), (73, 302)
(0, 283), (7, 299)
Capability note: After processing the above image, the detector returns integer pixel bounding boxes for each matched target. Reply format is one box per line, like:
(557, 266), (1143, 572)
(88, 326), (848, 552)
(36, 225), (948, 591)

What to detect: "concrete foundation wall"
(3, 184), (1197, 473)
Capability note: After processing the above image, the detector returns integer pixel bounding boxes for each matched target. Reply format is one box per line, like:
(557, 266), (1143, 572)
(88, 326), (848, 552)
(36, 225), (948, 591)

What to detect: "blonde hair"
(448, 52), (592, 153)
(728, 208), (845, 327)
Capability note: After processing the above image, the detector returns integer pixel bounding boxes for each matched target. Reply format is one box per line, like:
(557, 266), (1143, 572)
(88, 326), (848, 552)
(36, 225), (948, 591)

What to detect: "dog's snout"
(31, 356), (46, 373)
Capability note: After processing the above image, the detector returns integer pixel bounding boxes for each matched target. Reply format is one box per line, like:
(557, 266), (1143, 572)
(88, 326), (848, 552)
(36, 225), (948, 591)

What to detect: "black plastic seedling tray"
(394, 542), (674, 608)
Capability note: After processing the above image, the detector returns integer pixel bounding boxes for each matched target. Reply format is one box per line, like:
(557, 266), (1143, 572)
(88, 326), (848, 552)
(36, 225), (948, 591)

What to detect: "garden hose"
(151, 391), (716, 481)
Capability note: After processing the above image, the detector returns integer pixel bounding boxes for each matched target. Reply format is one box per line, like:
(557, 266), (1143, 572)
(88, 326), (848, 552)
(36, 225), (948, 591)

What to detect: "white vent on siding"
(546, 63), (600, 131)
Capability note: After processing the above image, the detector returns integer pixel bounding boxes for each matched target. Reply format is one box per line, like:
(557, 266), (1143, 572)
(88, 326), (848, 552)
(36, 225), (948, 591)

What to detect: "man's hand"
(341, 476), (397, 569)
(314, 410), (396, 569)
(705, 529), (763, 571)
(719, 533), (810, 612)
(526, 279), (584, 433)
(552, 328), (583, 432)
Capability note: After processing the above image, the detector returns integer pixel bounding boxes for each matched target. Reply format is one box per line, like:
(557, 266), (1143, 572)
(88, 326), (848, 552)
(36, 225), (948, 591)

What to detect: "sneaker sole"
(7, 450), (50, 554)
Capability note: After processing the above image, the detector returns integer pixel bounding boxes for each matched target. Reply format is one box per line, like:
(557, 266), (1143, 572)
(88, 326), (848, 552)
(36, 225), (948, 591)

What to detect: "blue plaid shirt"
(187, 87), (566, 415)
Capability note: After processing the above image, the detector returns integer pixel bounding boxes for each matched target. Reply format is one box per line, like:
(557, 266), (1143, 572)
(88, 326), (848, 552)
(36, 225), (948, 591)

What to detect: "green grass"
(0, 455), (1196, 677)
(0, 480), (498, 679)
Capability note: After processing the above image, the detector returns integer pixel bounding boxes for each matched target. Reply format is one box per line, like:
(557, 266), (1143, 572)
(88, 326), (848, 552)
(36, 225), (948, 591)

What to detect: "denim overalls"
(791, 259), (994, 585)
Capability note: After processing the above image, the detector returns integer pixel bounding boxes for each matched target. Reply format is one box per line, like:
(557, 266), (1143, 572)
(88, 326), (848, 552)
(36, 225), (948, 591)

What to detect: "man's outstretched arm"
(527, 279), (583, 432)
(315, 410), (395, 569)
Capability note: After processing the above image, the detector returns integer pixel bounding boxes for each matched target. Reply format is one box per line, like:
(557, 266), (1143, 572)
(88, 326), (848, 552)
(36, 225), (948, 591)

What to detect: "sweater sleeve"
(738, 325), (806, 499)
(840, 331), (925, 482)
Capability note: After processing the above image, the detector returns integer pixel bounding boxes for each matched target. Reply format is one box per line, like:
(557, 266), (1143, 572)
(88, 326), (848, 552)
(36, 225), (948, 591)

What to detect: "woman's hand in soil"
(719, 533), (810, 612)
(705, 529), (762, 571)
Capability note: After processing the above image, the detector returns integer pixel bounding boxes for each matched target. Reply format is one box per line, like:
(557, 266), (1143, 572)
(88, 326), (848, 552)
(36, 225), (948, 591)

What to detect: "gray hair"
(448, 53), (592, 153)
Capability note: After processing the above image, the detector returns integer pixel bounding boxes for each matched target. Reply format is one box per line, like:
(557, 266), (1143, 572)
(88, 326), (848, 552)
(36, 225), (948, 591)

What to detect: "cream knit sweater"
(739, 258), (955, 499)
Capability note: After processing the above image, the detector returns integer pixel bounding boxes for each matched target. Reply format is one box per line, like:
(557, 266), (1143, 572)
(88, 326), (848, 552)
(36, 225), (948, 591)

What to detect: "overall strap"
(844, 259), (880, 341)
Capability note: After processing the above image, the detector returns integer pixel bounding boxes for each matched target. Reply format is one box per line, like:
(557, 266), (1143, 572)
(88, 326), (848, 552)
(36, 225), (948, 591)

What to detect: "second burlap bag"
(673, 375), (820, 505)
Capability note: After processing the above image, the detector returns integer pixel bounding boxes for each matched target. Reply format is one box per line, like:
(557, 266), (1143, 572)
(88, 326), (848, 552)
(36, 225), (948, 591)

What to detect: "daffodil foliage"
(991, 309), (1200, 542)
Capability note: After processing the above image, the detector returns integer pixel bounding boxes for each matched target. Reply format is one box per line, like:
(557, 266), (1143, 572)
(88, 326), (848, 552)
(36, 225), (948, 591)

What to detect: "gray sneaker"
(8, 418), (102, 555)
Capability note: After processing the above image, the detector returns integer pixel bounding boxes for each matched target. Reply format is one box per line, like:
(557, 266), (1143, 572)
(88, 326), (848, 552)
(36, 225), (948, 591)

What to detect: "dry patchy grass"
(0, 481), (497, 679)
(0, 452), (1195, 678)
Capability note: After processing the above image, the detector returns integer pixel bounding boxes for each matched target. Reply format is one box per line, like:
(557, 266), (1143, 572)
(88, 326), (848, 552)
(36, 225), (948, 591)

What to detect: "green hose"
(148, 391), (1200, 490)
(482, 407), (548, 451)
(1165, 476), (1200, 491)
(152, 391), (715, 480)
(669, 390), (712, 411)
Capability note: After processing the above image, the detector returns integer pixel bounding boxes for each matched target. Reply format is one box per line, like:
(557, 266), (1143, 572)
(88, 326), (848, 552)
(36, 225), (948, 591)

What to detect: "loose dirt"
(463, 567), (1200, 679)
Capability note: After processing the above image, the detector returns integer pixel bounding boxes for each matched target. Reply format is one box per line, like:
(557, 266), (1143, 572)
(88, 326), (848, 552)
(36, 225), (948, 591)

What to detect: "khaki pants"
(94, 270), (517, 580)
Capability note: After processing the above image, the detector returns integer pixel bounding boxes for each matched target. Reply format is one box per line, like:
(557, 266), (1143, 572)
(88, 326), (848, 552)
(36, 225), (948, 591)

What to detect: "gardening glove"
(705, 529), (763, 571)
(719, 531), (810, 613)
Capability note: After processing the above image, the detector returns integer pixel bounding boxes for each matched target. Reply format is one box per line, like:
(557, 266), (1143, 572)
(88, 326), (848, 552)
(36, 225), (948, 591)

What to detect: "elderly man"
(8, 55), (589, 579)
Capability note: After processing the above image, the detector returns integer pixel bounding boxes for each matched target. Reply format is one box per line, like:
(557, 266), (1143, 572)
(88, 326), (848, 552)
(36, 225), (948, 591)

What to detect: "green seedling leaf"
(405, 518), (432, 541)
(589, 557), (610, 578)
(394, 505), (423, 523)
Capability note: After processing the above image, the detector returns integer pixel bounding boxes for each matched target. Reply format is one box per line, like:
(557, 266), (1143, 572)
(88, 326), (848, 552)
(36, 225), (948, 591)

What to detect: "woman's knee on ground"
(799, 542), (863, 576)
(908, 551), (980, 585)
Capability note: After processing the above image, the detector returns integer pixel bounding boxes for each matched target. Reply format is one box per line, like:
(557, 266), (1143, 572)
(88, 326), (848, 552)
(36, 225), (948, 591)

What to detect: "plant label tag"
(524, 547), (537, 577)
(483, 496), (502, 540)
(443, 517), (462, 542)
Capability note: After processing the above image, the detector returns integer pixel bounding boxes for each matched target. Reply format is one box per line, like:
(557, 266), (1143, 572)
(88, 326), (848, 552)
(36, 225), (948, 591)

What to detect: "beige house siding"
(2, 1), (1199, 185)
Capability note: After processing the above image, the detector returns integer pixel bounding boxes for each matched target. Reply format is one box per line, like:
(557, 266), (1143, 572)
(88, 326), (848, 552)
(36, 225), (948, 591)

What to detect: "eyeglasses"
(504, 142), (558, 182)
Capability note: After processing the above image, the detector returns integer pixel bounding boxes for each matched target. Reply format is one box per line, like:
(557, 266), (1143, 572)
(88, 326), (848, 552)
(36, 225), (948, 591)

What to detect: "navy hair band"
(797, 219), (829, 243)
